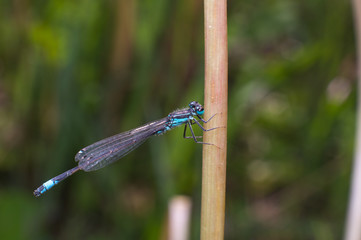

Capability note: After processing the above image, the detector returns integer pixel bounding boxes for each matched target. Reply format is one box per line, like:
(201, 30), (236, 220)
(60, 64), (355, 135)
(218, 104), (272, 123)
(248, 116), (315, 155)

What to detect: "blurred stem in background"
(201, 0), (228, 239)
(345, 1), (361, 240)
(0, 0), (355, 239)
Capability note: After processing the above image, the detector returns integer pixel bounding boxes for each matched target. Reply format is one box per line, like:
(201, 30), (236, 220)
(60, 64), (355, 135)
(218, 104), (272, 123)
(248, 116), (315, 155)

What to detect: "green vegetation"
(0, 0), (354, 239)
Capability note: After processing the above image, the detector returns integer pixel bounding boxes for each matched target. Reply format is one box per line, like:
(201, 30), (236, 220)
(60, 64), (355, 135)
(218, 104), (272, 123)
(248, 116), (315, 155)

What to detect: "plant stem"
(345, 1), (361, 240)
(201, 0), (228, 239)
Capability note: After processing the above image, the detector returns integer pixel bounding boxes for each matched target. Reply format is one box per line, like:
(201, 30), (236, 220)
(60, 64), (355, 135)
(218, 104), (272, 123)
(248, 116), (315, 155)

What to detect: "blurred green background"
(0, 0), (355, 239)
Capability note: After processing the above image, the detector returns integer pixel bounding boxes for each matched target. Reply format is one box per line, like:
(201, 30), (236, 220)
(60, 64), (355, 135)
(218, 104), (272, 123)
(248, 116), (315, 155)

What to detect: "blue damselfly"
(33, 101), (216, 197)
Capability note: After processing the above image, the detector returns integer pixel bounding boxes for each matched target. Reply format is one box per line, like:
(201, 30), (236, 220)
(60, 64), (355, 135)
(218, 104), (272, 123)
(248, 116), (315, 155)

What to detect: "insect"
(33, 101), (216, 197)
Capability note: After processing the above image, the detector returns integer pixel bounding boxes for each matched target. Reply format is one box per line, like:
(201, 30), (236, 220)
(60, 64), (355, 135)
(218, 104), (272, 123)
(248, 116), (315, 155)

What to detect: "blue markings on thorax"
(156, 113), (195, 135)
(171, 117), (189, 127)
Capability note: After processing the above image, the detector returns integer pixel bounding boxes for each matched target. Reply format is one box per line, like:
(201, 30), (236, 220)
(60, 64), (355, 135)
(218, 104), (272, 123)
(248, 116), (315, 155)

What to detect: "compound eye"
(189, 101), (196, 109)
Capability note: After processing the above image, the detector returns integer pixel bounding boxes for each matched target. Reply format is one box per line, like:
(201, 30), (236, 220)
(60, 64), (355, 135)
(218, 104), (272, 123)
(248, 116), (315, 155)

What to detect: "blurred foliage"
(0, 0), (355, 239)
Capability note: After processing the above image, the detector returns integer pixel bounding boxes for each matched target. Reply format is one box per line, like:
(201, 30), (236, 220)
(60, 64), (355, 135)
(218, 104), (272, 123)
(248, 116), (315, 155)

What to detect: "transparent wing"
(75, 118), (167, 172)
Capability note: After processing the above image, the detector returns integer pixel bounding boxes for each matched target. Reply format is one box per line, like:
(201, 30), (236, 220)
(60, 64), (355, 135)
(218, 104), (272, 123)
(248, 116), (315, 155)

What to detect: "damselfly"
(33, 101), (216, 197)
